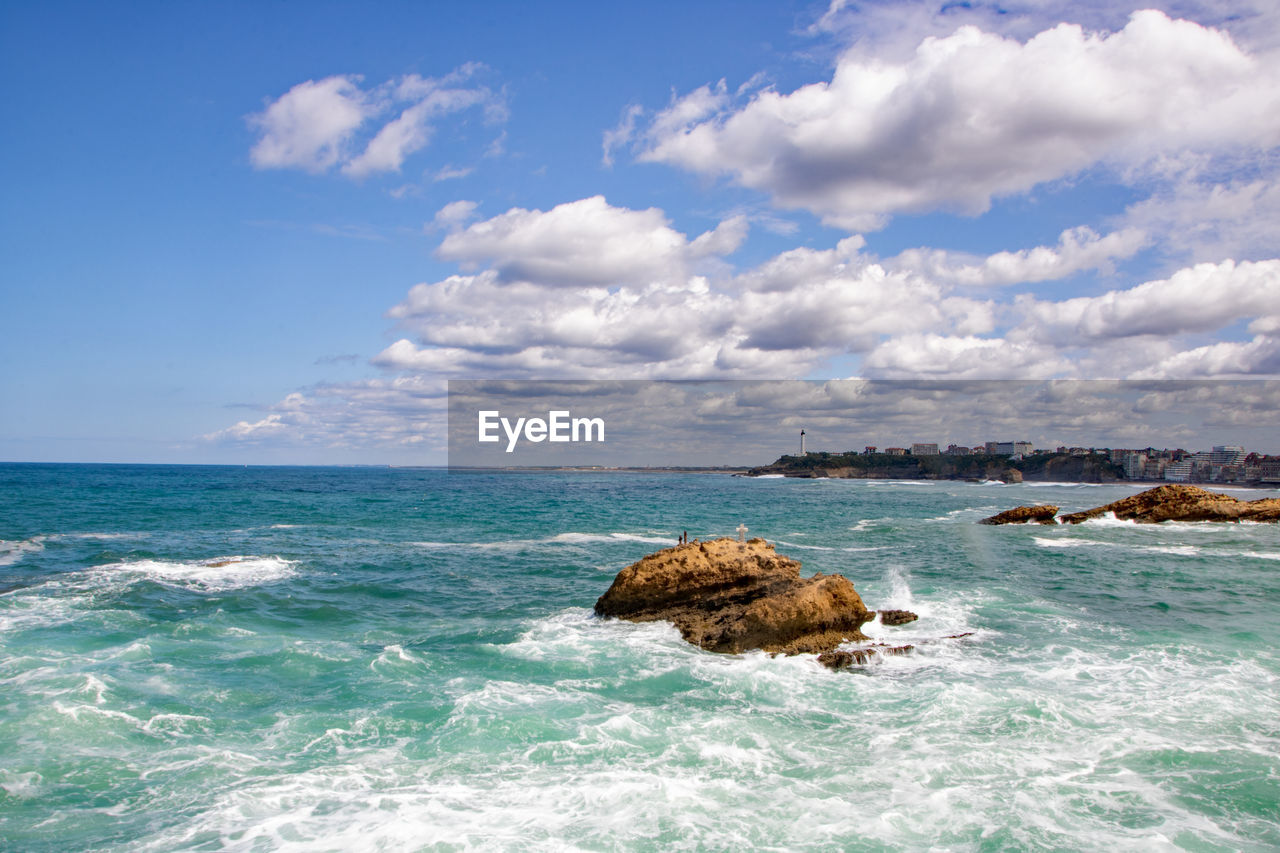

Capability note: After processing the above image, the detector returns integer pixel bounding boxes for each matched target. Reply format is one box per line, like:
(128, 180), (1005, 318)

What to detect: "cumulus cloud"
(430, 200), (479, 231)
(861, 335), (1071, 378)
(380, 199), (1004, 379)
(1123, 172), (1280, 263)
(1131, 336), (1280, 378)
(368, 196), (1280, 383)
(1011, 259), (1280, 346)
(888, 226), (1149, 287)
(435, 196), (746, 286)
(635, 10), (1280, 230)
(248, 77), (371, 173)
(248, 66), (503, 179)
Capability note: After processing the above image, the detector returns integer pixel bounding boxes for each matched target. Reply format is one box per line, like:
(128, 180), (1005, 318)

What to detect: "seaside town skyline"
(784, 439), (1280, 484)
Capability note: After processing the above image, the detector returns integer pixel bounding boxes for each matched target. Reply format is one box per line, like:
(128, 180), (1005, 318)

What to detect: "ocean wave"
(1033, 536), (1099, 549)
(1019, 481), (1141, 489)
(771, 539), (837, 551)
(413, 532), (676, 551)
(82, 556), (299, 594)
(0, 536), (45, 567)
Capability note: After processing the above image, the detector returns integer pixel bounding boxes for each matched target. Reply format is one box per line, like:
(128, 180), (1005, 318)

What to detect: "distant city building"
(1165, 446), (1251, 483)
(1209, 445), (1246, 465)
(945, 444), (971, 456)
(884, 447), (907, 456)
(985, 442), (1000, 455)
(911, 443), (939, 456)
(864, 446), (877, 455)
(988, 441), (1034, 456)
(1122, 452), (1147, 480)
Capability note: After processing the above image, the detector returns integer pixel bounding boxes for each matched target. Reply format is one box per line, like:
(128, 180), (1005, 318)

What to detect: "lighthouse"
(800, 429), (806, 455)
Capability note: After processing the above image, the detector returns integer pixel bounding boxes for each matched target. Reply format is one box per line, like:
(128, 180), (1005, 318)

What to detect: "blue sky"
(3, 1), (1278, 464)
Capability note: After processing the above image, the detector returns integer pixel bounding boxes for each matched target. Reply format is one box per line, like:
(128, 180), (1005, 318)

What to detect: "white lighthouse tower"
(800, 429), (806, 455)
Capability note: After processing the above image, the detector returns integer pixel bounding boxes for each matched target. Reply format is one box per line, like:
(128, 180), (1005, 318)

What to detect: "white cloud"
(378, 197), (1280, 383)
(248, 67), (503, 179)
(1123, 172), (1280, 263)
(203, 380), (447, 450)
(888, 226), (1149, 287)
(248, 76), (371, 173)
(1130, 335), (1280, 378)
(637, 10), (1280, 230)
(861, 334), (1070, 378)
(435, 196), (745, 286)
(1012, 259), (1280, 346)
(430, 200), (479, 231)
(602, 104), (644, 167)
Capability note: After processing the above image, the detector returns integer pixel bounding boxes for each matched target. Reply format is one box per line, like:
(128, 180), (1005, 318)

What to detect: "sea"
(1, 463), (1278, 852)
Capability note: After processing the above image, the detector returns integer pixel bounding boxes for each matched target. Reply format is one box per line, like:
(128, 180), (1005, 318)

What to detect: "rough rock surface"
(979, 505), (1060, 525)
(594, 538), (873, 656)
(876, 609), (919, 626)
(1057, 484), (1280, 524)
(818, 645), (913, 670)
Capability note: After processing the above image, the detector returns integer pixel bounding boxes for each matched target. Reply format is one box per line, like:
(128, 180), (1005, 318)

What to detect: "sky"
(2, 1), (1279, 464)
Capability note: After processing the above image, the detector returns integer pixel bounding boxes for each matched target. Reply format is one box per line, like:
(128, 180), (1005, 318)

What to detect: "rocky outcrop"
(979, 505), (1059, 525)
(1057, 484), (1280, 524)
(818, 644), (913, 670)
(876, 609), (919, 626)
(594, 538), (875, 657)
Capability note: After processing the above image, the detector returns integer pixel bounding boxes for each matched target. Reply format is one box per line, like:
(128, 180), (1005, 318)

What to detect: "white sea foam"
(1033, 536), (1099, 549)
(0, 770), (43, 799)
(83, 556), (299, 593)
(548, 532), (673, 546)
(415, 531), (676, 551)
(369, 644), (429, 679)
(0, 536), (45, 567)
(772, 539), (837, 551)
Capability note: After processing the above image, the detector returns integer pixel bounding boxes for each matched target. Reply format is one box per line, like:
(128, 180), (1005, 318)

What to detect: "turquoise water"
(2, 464), (1278, 851)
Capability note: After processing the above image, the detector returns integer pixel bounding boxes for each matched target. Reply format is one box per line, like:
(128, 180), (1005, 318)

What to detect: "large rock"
(1057, 484), (1280, 524)
(979, 505), (1059, 525)
(594, 538), (872, 655)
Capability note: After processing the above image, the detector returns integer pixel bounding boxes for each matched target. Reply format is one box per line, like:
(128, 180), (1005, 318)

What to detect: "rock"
(594, 538), (872, 655)
(876, 609), (919, 626)
(1056, 484), (1280, 524)
(817, 644), (913, 670)
(979, 505), (1059, 525)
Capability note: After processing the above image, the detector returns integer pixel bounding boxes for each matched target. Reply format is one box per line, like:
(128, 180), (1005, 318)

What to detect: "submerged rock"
(594, 538), (873, 657)
(817, 644), (914, 670)
(979, 505), (1059, 525)
(1057, 484), (1280, 524)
